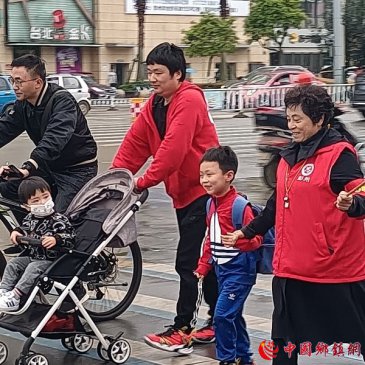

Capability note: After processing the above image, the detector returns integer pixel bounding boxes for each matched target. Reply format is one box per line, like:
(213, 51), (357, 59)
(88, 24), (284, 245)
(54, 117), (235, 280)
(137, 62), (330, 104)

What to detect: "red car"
(225, 66), (323, 109)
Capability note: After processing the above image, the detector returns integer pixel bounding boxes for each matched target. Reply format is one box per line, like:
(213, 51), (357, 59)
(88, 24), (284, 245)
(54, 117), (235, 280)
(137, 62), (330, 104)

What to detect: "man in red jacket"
(111, 43), (219, 354)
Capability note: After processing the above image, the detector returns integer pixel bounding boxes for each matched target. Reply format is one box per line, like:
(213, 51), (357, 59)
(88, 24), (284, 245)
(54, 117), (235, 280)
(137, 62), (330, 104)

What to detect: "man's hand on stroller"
(10, 231), (23, 245)
(42, 236), (57, 249)
(0, 164), (29, 180)
(133, 177), (143, 194)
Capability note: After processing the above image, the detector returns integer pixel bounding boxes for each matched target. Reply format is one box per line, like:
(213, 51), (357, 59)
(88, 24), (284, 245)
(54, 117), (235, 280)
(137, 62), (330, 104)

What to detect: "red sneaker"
(191, 321), (215, 344)
(144, 326), (193, 354)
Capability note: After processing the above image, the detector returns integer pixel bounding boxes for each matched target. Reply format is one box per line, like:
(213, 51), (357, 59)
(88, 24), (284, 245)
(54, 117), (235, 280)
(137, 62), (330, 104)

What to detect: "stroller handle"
(138, 189), (149, 204)
(0, 164), (24, 181)
(16, 236), (43, 247)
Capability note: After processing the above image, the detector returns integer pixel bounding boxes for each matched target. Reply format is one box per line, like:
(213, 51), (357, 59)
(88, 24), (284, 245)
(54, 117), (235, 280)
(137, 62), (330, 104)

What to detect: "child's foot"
(0, 291), (20, 311)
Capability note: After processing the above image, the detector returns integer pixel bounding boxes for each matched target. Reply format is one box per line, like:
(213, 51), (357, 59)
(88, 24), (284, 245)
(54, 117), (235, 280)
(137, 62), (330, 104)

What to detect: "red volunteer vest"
(275, 142), (365, 283)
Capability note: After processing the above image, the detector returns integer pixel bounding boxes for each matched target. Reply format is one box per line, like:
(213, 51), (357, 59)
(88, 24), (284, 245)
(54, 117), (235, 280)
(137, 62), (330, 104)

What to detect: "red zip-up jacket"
(275, 142), (365, 283)
(196, 187), (263, 276)
(111, 81), (219, 208)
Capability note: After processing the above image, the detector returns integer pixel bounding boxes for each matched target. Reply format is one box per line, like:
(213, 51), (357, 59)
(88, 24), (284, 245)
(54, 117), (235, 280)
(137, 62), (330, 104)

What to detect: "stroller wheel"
(25, 354), (48, 365)
(72, 334), (93, 353)
(108, 339), (131, 364)
(61, 337), (74, 351)
(97, 341), (110, 361)
(0, 342), (8, 364)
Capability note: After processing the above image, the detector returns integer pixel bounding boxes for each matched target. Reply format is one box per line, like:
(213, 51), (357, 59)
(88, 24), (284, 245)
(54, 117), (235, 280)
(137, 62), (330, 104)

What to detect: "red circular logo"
(258, 340), (279, 360)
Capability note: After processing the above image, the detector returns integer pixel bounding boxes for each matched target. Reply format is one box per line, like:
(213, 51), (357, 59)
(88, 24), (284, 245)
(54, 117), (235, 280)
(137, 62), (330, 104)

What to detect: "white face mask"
(30, 199), (55, 217)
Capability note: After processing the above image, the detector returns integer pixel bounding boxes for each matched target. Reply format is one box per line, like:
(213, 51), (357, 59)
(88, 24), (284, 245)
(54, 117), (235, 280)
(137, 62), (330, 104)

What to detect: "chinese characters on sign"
(30, 25), (91, 41)
(125, 0), (249, 16)
(259, 340), (362, 360)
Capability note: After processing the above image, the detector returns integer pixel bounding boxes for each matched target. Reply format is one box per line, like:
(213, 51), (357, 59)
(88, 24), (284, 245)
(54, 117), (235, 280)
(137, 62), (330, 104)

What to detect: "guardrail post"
(107, 95), (118, 111)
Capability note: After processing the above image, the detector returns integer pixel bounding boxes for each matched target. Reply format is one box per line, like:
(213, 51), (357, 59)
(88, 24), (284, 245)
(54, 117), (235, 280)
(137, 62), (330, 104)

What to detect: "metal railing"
(88, 84), (355, 113)
(203, 84), (354, 111)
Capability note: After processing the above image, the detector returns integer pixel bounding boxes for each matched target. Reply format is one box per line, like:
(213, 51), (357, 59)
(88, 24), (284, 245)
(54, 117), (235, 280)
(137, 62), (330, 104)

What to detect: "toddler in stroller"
(0, 168), (148, 365)
(0, 176), (76, 312)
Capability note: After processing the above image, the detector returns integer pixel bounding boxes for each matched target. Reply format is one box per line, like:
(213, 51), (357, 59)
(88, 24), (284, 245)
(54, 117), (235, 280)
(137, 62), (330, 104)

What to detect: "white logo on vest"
(301, 163), (315, 176)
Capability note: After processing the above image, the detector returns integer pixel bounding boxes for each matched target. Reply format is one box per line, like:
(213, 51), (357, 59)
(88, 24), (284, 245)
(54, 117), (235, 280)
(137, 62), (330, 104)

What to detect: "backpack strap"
(232, 195), (250, 230)
(41, 89), (69, 134)
(206, 197), (214, 224)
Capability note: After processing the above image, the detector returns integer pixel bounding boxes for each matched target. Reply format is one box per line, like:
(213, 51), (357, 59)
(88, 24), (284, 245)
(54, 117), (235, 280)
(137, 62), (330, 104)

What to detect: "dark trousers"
(272, 339), (298, 365)
(0, 164), (97, 222)
(174, 195), (218, 329)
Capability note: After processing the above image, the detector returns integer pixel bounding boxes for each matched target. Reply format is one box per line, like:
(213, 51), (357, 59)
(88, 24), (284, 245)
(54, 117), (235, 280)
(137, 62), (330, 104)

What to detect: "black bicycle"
(0, 166), (144, 322)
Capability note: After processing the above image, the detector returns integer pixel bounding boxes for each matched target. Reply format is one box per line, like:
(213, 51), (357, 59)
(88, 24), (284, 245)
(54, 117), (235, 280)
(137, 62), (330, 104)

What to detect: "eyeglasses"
(9, 77), (38, 87)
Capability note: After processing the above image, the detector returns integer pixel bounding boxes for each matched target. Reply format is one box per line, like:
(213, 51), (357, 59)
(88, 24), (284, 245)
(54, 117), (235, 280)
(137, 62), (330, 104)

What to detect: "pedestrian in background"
(195, 146), (262, 365)
(222, 84), (365, 365)
(111, 42), (219, 353)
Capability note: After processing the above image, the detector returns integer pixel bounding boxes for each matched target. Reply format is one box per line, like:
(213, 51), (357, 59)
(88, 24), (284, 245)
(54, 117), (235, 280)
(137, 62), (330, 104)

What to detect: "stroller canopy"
(65, 169), (138, 248)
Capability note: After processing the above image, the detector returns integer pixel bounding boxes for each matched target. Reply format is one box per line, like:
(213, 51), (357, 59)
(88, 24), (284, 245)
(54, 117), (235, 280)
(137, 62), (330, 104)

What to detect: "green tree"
(244, 0), (306, 65)
(135, 0), (147, 81)
(219, 0), (230, 80)
(183, 13), (238, 81)
(344, 0), (365, 66)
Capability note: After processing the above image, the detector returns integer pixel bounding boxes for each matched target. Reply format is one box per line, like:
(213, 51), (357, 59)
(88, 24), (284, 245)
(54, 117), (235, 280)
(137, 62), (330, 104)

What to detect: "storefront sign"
(56, 47), (82, 73)
(125, 0), (249, 17)
(6, 0), (95, 44)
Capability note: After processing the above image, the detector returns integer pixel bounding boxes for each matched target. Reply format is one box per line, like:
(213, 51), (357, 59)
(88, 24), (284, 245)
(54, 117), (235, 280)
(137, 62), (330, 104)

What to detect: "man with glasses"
(0, 54), (97, 219)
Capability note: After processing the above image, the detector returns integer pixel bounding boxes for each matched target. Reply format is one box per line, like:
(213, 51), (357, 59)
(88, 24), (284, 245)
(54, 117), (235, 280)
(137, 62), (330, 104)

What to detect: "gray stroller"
(0, 168), (148, 365)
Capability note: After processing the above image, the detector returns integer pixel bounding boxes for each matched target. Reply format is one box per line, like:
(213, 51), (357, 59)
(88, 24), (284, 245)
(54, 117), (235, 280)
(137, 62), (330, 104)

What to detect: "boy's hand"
(0, 165), (10, 179)
(10, 231), (23, 245)
(194, 271), (204, 279)
(221, 230), (244, 247)
(42, 236), (56, 249)
(336, 191), (353, 211)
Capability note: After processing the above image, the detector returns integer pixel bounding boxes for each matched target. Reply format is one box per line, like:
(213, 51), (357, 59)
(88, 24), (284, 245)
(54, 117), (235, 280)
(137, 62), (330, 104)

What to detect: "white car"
(46, 74), (91, 115)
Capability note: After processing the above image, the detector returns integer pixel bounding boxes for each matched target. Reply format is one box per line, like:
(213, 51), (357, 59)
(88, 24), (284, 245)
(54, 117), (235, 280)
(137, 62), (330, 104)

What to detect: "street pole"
(333, 0), (345, 84)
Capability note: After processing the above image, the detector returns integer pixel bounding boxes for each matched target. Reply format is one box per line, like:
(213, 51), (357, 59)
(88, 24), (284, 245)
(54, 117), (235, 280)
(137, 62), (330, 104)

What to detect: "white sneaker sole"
(143, 336), (193, 355)
(192, 337), (216, 344)
(0, 306), (19, 312)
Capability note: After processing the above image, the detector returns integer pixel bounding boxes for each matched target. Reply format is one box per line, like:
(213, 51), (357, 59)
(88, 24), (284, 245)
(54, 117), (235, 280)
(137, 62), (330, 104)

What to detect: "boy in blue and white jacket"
(195, 146), (262, 365)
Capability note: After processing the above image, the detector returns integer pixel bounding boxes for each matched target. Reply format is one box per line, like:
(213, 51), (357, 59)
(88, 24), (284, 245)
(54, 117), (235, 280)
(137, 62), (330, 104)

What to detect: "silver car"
(46, 74), (91, 115)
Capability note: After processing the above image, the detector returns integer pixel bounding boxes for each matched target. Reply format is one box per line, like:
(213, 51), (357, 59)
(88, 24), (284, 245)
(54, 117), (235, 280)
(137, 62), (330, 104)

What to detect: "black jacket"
(0, 83), (97, 171)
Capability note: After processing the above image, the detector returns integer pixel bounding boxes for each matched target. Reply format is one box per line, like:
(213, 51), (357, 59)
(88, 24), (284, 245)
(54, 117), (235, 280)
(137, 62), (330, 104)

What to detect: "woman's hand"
(336, 191), (353, 211)
(10, 231), (23, 245)
(221, 230), (244, 247)
(42, 236), (57, 249)
(194, 271), (204, 280)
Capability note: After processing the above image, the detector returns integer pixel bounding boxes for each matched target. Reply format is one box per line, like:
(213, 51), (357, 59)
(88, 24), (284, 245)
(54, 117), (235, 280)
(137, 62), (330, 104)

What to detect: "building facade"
(0, 0), (268, 85)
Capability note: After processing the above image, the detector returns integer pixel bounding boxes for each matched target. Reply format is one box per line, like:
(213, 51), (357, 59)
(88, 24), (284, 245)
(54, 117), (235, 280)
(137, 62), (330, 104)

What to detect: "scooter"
(254, 106), (365, 189)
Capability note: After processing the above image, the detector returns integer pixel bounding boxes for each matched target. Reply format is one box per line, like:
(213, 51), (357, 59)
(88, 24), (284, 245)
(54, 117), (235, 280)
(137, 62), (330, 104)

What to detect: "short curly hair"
(284, 85), (334, 126)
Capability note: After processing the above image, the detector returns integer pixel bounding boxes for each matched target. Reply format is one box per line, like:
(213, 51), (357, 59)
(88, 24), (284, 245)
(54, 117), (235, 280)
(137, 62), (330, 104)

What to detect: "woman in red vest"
(222, 84), (365, 365)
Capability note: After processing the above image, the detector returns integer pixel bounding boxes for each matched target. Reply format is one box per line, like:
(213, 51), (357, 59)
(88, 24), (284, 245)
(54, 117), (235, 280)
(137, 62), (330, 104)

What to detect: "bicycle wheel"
(83, 241), (142, 322)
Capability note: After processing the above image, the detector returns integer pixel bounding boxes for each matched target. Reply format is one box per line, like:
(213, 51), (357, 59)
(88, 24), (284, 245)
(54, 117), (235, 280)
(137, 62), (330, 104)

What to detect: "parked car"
(0, 75), (16, 115)
(72, 74), (116, 99)
(221, 65), (309, 89)
(224, 66), (322, 109)
(46, 74), (91, 115)
(352, 72), (365, 117)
